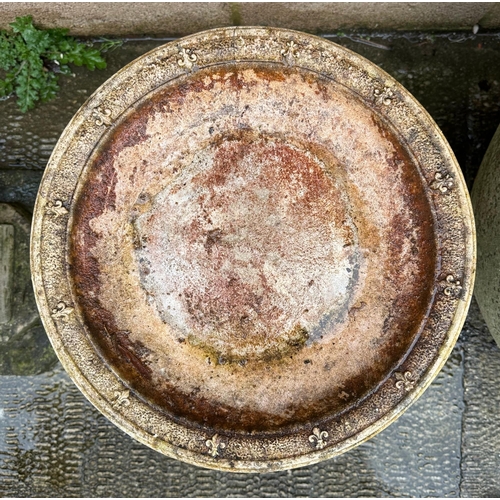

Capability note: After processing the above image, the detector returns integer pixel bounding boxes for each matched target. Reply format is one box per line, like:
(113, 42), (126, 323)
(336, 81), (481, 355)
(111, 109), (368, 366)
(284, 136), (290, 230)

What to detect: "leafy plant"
(97, 37), (123, 53)
(0, 15), (108, 112)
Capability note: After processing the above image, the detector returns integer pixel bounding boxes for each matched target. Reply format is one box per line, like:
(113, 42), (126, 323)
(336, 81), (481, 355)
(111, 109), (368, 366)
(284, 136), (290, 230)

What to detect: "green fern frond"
(0, 15), (108, 112)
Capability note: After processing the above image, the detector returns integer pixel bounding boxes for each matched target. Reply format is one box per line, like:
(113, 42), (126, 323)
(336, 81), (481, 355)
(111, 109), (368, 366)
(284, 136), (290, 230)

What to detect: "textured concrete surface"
(237, 2), (492, 32)
(0, 339), (465, 497)
(0, 3), (498, 36)
(477, 3), (500, 29)
(461, 306), (500, 498)
(0, 2), (233, 37)
(1, 33), (500, 495)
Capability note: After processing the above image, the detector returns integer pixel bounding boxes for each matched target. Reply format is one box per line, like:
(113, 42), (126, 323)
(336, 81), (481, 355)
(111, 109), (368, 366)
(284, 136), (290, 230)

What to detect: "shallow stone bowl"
(31, 27), (475, 472)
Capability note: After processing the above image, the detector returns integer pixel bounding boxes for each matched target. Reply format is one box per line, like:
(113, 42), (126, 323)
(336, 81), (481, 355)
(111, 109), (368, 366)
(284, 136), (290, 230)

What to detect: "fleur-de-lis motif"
(206, 434), (226, 457)
(395, 371), (415, 392)
(92, 107), (113, 127)
(443, 275), (463, 298)
(430, 171), (454, 193)
(281, 40), (299, 60)
(308, 427), (328, 449)
(374, 87), (393, 106)
(177, 48), (197, 70)
(45, 200), (68, 216)
(51, 301), (74, 321)
(112, 389), (130, 408)
(235, 36), (245, 49)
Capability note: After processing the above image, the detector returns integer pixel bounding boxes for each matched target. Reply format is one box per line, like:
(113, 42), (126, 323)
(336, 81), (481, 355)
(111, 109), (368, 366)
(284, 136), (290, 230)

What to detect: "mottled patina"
(31, 27), (475, 472)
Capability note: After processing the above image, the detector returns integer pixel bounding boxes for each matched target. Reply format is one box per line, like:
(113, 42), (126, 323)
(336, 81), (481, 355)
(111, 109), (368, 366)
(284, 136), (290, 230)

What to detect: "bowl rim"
(30, 26), (475, 472)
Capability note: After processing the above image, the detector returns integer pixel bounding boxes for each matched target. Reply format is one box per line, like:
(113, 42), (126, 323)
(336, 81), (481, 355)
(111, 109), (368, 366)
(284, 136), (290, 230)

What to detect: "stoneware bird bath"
(31, 27), (475, 472)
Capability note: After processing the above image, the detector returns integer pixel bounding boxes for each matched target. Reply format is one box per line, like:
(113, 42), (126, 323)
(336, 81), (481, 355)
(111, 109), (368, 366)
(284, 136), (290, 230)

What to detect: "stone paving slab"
(0, 338), (464, 497)
(461, 304), (500, 498)
(1, 33), (500, 496)
(0, 3), (497, 36)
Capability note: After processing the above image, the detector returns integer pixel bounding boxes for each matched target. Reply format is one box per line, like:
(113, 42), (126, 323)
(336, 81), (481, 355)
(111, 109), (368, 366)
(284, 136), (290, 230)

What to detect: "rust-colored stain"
(32, 27), (475, 472)
(70, 63), (438, 433)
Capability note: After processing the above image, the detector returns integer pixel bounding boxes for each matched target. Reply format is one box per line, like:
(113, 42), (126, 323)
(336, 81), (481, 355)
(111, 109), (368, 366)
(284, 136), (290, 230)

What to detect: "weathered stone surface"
(0, 204), (57, 375)
(460, 300), (500, 497)
(477, 3), (500, 29)
(0, 3), (497, 35)
(30, 27), (473, 472)
(0, 2), (233, 37)
(0, 339), (464, 496)
(0, 170), (44, 211)
(238, 2), (490, 32)
(1, 32), (500, 493)
(0, 224), (14, 324)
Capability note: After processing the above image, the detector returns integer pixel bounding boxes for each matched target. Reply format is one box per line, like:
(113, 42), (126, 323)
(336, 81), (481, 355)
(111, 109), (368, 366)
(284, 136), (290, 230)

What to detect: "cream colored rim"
(31, 27), (475, 472)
